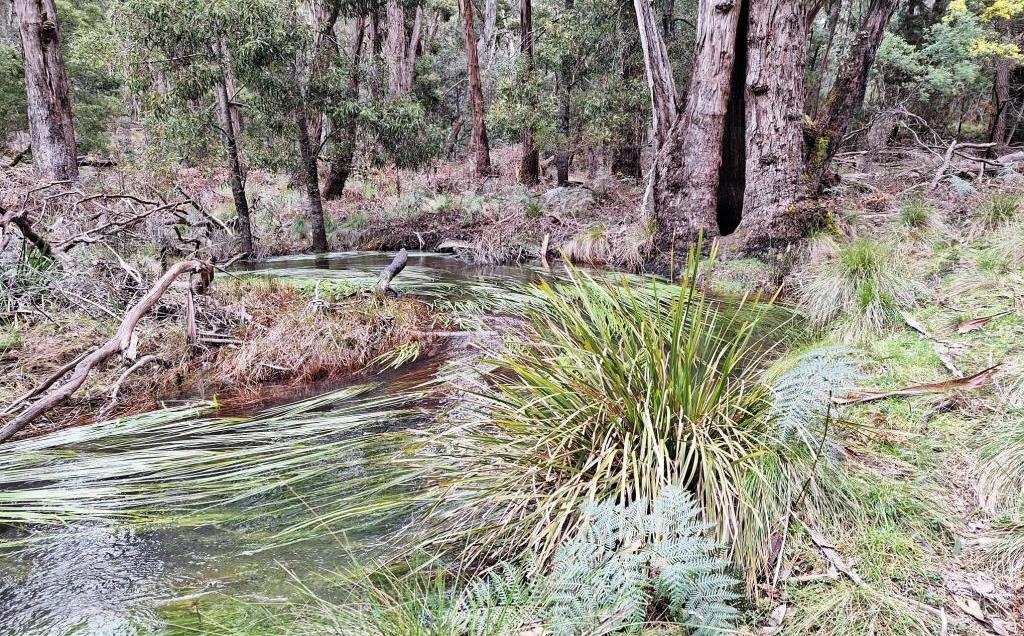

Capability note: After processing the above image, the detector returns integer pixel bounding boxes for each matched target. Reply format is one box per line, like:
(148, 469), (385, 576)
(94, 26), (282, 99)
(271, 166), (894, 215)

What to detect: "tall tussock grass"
(795, 236), (920, 342)
(401, 249), (815, 572)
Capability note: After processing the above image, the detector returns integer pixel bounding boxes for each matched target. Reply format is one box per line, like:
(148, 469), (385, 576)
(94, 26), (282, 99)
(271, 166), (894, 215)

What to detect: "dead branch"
(377, 248), (409, 294)
(1, 205), (55, 259)
(930, 140), (958, 190)
(55, 199), (189, 251)
(0, 260), (214, 443)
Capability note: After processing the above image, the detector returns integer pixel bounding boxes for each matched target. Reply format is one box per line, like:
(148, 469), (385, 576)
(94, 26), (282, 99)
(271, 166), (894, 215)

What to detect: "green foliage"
(360, 98), (443, 170)
(0, 45), (27, 143)
(982, 192), (1020, 228)
(797, 237), (920, 341)
(544, 487), (738, 635)
(402, 253), (797, 565)
(899, 198), (932, 229)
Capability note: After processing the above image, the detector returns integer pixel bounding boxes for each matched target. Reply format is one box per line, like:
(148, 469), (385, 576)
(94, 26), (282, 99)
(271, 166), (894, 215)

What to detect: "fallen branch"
(929, 140), (958, 191)
(376, 248), (409, 294)
(0, 260), (214, 443)
(1, 205), (55, 259)
(834, 364), (1000, 405)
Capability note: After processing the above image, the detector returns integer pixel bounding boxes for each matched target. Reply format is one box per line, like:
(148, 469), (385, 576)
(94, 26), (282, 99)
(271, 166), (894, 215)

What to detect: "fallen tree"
(0, 259), (214, 443)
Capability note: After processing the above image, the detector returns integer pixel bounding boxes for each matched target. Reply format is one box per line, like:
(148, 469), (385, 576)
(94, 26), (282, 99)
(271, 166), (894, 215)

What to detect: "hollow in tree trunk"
(731, 0), (810, 251)
(459, 0), (492, 178)
(296, 108), (329, 252)
(214, 51), (254, 256)
(13, 0), (77, 181)
(518, 0), (540, 185)
(653, 0), (742, 247)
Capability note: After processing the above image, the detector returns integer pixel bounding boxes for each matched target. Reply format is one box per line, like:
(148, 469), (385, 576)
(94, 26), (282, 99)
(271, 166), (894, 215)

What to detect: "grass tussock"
(397, 252), (815, 572)
(560, 219), (655, 270)
(783, 580), (940, 636)
(795, 237), (920, 342)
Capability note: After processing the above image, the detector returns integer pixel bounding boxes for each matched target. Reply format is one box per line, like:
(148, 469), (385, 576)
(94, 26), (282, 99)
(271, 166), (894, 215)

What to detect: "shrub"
(311, 488), (738, 636)
(796, 238), (919, 341)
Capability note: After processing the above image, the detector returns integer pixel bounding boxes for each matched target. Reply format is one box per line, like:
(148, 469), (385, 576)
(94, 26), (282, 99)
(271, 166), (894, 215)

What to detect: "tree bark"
(386, 0), (408, 96)
(386, 1), (423, 97)
(633, 0), (678, 149)
(214, 48), (254, 256)
(518, 0), (540, 185)
(13, 0), (77, 181)
(653, 0), (742, 246)
(459, 0), (492, 178)
(808, 0), (898, 191)
(990, 56), (1011, 149)
(732, 0), (810, 251)
(296, 107), (329, 252)
(324, 16), (366, 200)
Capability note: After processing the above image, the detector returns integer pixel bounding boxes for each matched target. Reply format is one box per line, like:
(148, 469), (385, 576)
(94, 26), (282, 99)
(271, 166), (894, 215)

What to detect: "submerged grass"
(0, 385), (423, 538)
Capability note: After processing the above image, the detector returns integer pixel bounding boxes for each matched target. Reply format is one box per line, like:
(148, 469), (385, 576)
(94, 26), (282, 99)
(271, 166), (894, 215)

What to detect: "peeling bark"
(654, 0), (742, 246)
(13, 0), (77, 181)
(732, 0), (811, 250)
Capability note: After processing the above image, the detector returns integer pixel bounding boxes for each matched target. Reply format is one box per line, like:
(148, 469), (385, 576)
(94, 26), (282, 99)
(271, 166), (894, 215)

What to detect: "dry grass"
(212, 278), (433, 389)
(794, 236), (921, 342)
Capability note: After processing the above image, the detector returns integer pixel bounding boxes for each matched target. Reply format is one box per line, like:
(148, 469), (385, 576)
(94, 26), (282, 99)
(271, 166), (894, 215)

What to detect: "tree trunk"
(518, 0), (540, 185)
(808, 0), (898, 191)
(324, 16), (366, 200)
(214, 53), (254, 256)
(990, 56), (1011, 149)
(653, 0), (742, 246)
(386, 0), (409, 96)
(296, 107), (329, 252)
(732, 0), (810, 251)
(633, 0), (678, 149)
(386, 1), (424, 97)
(13, 0), (77, 181)
(612, 7), (643, 181)
(555, 0), (574, 185)
(459, 0), (492, 178)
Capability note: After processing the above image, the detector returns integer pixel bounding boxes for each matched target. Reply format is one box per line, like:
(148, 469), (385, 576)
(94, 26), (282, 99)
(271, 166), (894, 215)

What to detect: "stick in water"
(376, 248), (409, 294)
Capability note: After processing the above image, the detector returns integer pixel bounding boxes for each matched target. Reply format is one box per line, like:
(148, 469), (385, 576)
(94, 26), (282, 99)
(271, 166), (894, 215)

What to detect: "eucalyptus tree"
(459, 0), (492, 177)
(116, 0), (294, 255)
(13, 0), (78, 181)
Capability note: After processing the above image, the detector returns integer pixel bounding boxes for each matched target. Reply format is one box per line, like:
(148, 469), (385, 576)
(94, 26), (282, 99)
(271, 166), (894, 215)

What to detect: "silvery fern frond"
(767, 346), (860, 456)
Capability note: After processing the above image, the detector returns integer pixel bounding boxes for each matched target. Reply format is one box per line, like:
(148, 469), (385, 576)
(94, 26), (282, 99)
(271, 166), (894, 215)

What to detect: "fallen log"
(0, 260), (214, 443)
(376, 248), (409, 294)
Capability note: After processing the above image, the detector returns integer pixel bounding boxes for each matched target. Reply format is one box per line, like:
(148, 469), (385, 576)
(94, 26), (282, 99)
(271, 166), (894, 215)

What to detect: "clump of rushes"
(408, 248), (798, 566)
(796, 237), (919, 342)
(981, 192), (1020, 229)
(899, 198), (932, 229)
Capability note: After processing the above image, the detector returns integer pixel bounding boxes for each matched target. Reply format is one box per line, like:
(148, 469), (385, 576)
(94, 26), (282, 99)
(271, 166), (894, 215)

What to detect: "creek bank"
(1, 271), (442, 441)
